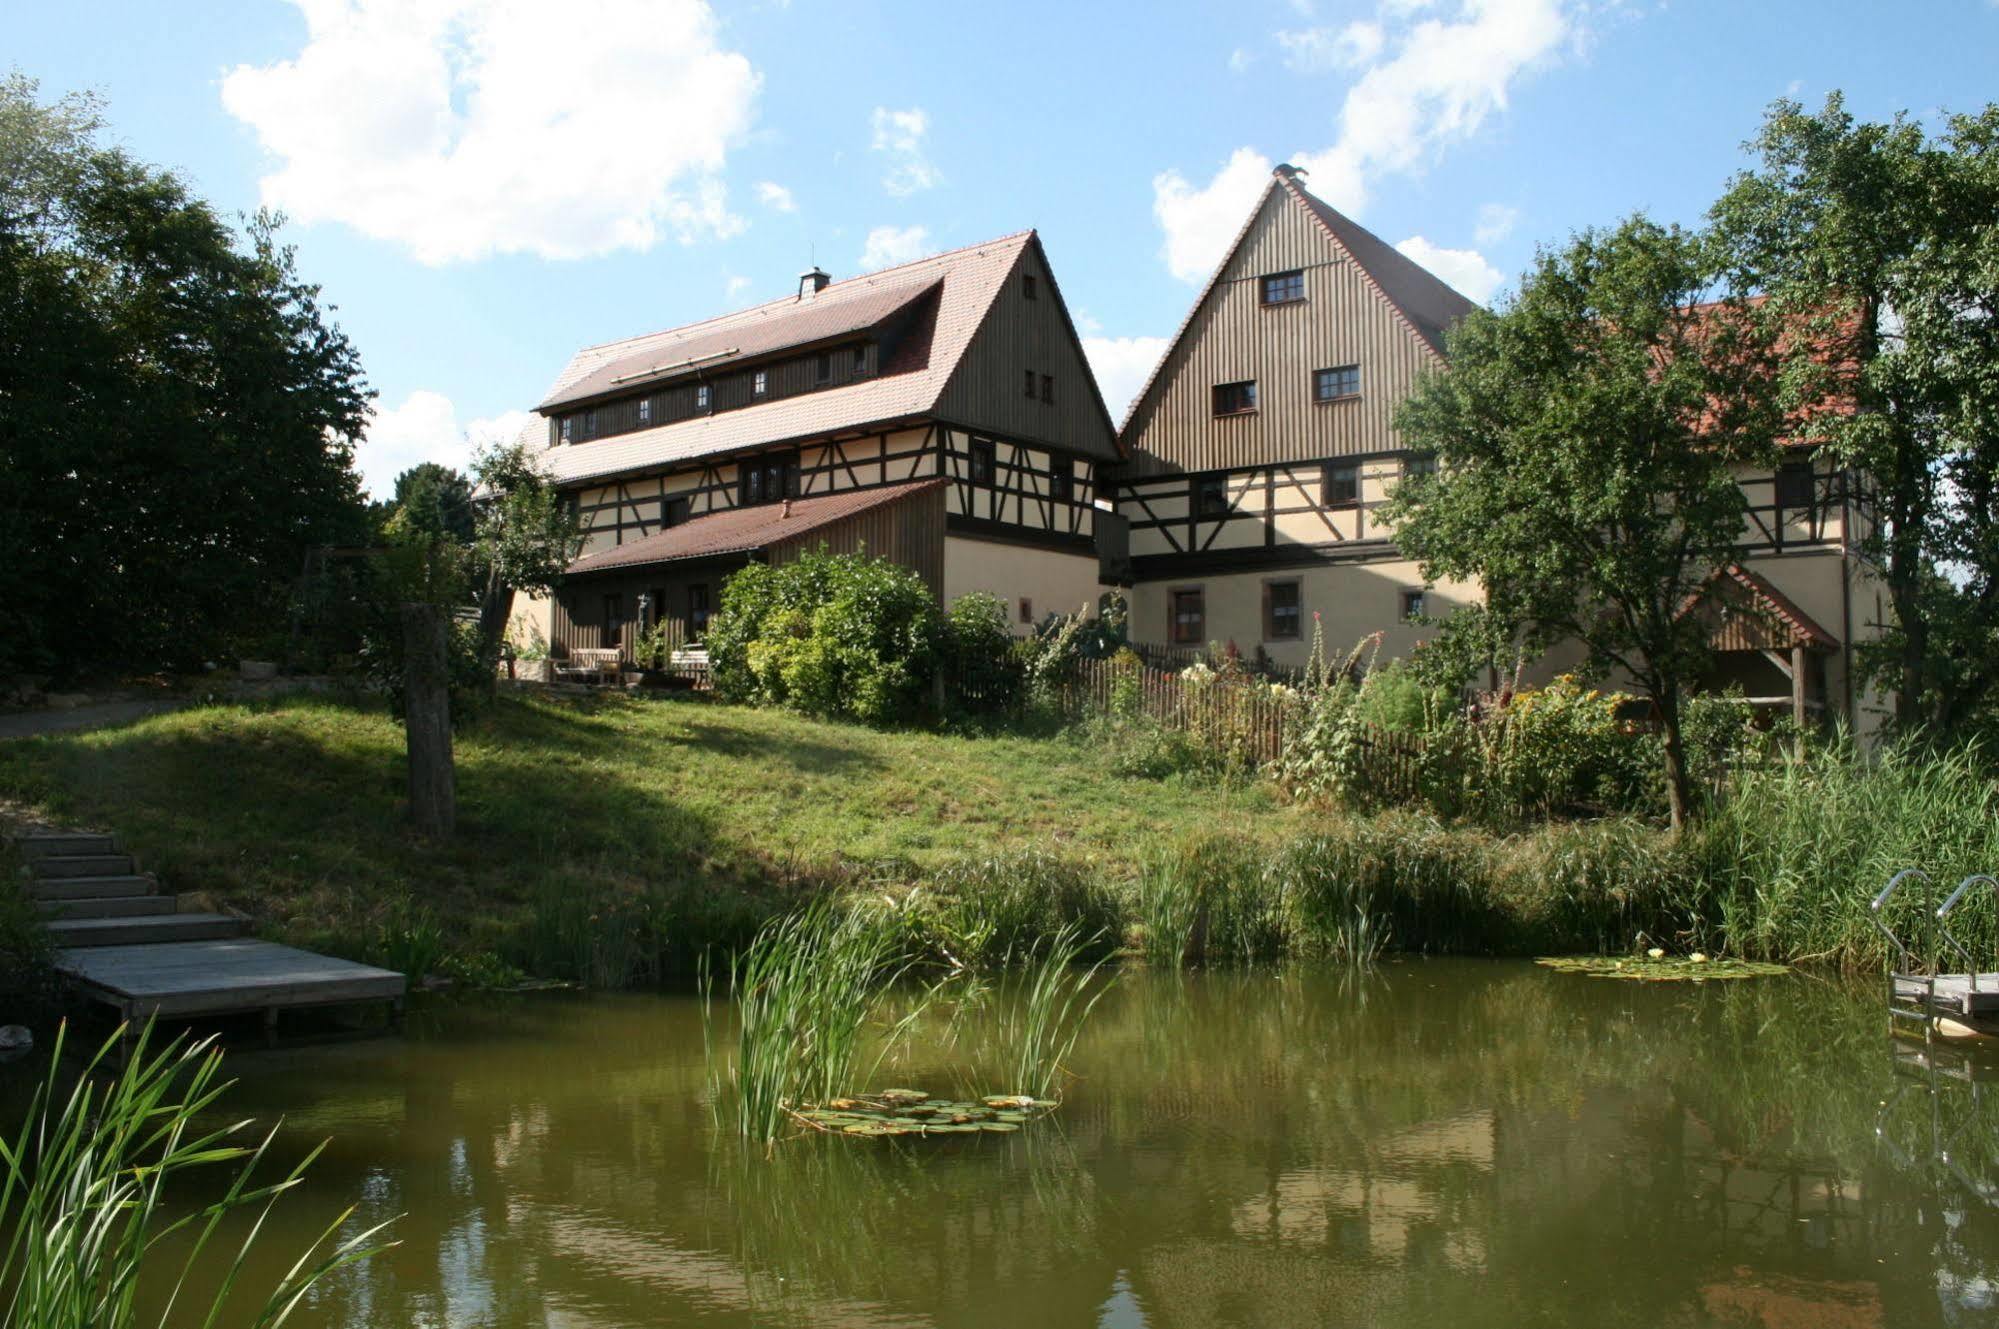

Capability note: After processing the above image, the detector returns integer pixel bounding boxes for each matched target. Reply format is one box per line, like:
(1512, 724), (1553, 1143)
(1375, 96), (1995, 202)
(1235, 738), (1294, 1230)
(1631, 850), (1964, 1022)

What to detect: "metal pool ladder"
(1873, 868), (1999, 1035)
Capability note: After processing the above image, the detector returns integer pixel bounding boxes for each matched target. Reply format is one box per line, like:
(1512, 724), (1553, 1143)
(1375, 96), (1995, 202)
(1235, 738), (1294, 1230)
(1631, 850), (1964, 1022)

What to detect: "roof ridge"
(568, 230), (1037, 358)
(1115, 176), (1287, 438)
(1277, 172), (1473, 360)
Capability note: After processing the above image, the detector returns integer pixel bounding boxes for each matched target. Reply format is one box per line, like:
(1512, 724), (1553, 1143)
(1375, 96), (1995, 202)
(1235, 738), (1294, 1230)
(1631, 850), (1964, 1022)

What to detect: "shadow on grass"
(0, 692), (795, 982)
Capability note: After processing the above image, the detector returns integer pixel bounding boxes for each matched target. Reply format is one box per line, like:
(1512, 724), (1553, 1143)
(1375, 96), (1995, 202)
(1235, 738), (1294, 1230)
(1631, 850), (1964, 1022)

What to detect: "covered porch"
(1680, 564), (1840, 727)
(551, 476), (949, 672)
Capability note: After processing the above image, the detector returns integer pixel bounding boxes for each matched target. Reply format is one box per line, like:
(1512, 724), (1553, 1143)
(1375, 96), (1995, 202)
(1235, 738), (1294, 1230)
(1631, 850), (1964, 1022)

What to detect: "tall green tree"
(1712, 93), (1999, 735)
(470, 440), (580, 673)
(1383, 217), (1782, 828)
(389, 462), (477, 545)
(0, 76), (370, 675)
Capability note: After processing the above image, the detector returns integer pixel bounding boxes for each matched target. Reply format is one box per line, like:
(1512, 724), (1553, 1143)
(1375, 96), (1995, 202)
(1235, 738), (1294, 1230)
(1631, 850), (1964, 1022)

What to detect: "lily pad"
(791, 1089), (1058, 1140)
(1536, 955), (1790, 982)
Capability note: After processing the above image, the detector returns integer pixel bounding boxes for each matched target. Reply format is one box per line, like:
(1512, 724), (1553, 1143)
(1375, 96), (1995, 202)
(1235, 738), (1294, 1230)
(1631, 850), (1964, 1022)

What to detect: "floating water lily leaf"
(1536, 955), (1789, 982)
(791, 1089), (1058, 1140)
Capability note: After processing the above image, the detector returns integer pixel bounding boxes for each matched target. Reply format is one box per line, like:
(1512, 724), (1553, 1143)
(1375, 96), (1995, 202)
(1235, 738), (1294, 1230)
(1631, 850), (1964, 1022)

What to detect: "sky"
(6, 0), (1997, 498)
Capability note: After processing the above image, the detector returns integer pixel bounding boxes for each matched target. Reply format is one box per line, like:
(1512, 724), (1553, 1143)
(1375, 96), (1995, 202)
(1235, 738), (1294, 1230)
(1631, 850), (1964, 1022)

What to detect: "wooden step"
(45, 913), (245, 948)
(32, 854), (138, 879)
(35, 895), (176, 920)
(27, 874), (157, 901)
(13, 832), (119, 858)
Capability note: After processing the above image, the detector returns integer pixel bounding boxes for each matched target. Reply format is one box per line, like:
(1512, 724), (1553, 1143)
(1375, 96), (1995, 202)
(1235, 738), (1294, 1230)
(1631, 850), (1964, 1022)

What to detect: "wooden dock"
(12, 828), (405, 1039)
(57, 938), (405, 1025)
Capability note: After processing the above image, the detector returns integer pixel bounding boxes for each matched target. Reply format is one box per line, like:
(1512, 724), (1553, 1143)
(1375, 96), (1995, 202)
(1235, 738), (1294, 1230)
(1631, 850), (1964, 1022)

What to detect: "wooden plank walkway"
(10, 826), (405, 1038)
(1894, 973), (1999, 1018)
(57, 938), (405, 1022)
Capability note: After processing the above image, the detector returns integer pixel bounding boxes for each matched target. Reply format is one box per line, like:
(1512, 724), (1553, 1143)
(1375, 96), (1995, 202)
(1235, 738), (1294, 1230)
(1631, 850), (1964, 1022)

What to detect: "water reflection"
(137, 964), (1999, 1327)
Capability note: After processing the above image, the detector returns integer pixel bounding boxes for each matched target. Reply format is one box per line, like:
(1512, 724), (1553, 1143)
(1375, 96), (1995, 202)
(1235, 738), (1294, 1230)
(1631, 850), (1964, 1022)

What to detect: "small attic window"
(753, 370), (768, 397)
(638, 397), (652, 425)
(560, 416), (572, 443)
(1023, 273), (1038, 300)
(1260, 270), (1305, 305)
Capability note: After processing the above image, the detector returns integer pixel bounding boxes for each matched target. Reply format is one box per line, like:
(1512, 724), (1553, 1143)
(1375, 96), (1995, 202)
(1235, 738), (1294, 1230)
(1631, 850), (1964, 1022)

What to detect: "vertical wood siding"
(1119, 188), (1440, 477)
(933, 241), (1120, 462)
(769, 483), (947, 597)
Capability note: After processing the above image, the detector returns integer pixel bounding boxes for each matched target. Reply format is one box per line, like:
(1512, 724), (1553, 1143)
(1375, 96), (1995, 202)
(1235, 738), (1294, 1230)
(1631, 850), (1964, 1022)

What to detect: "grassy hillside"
(0, 692), (1288, 978)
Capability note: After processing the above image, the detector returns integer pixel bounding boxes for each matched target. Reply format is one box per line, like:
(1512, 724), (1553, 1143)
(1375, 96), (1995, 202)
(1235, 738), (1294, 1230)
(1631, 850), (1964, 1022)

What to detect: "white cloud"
(755, 180), (796, 212)
(870, 106), (939, 196)
(1291, 0), (1572, 215)
(1394, 235), (1503, 303)
(859, 224), (930, 271)
(726, 274), (753, 299)
(1474, 202), (1519, 245)
(1152, 146), (1273, 283)
(1228, 47), (1255, 73)
(1278, 21), (1383, 71)
(1156, 0), (1575, 273)
(221, 0), (758, 264)
(359, 392), (531, 500)
(1082, 336), (1172, 424)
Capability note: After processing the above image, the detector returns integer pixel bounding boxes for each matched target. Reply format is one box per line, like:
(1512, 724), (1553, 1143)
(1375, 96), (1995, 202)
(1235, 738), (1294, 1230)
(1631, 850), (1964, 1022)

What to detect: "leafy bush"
(708, 548), (944, 724)
(942, 592), (1025, 718)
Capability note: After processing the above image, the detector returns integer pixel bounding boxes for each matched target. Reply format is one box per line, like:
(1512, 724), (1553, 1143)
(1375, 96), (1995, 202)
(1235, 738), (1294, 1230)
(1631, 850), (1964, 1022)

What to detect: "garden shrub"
(942, 591), (1024, 718)
(707, 547), (944, 724)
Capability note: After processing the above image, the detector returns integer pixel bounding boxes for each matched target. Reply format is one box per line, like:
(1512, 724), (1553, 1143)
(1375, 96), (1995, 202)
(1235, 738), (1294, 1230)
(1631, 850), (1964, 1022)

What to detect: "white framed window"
(753, 370), (768, 398)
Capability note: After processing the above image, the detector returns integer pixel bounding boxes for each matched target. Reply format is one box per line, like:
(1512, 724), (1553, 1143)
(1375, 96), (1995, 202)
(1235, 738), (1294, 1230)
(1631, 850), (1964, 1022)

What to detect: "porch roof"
(1680, 563), (1840, 652)
(564, 477), (947, 576)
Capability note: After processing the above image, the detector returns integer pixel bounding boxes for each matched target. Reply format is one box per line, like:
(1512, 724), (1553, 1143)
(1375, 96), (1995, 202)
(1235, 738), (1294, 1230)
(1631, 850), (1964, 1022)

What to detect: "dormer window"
(816, 353), (831, 383)
(583, 409), (597, 437)
(1260, 270), (1305, 305)
(853, 345), (867, 375)
(560, 416), (573, 443)
(753, 370), (768, 398)
(696, 384), (711, 412)
(638, 397), (652, 425)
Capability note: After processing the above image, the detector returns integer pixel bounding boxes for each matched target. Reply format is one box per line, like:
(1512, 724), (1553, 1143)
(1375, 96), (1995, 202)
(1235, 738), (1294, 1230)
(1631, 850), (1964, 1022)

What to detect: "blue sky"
(7, 0), (1997, 497)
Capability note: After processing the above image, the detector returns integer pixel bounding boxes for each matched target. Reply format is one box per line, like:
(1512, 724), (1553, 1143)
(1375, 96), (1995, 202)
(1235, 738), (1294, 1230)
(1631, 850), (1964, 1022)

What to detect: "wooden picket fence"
(1061, 656), (1293, 764)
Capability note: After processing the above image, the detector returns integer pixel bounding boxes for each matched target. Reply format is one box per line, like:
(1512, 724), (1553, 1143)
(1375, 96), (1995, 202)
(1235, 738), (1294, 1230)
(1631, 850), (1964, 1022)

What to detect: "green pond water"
(140, 961), (1999, 1325)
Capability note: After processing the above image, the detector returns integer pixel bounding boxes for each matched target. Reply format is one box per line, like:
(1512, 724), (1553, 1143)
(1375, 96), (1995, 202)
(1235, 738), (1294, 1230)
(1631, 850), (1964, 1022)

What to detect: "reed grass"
(0, 1022), (392, 1329)
(982, 926), (1115, 1101)
(712, 901), (919, 1145)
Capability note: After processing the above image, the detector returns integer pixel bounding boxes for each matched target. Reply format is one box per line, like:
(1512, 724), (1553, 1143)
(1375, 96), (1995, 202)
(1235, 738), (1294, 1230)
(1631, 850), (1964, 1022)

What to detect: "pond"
(160, 961), (1999, 1326)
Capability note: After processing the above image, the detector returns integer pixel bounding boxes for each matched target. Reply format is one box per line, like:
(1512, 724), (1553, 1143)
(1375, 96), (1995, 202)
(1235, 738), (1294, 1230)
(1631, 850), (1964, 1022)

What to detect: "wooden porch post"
(1791, 641), (1808, 737)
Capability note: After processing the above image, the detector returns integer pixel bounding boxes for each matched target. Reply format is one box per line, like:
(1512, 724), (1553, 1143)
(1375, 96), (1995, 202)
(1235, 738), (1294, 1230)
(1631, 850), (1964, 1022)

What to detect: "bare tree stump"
(402, 603), (456, 838)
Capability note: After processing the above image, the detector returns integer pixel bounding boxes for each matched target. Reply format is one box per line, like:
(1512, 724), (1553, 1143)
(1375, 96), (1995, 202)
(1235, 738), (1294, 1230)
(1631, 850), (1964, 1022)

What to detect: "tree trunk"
(478, 575), (517, 697)
(1658, 688), (1694, 832)
(402, 602), (456, 838)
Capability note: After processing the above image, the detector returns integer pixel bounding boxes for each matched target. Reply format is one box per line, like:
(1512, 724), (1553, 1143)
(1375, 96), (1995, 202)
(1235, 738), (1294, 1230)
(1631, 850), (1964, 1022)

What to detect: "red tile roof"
(537, 275), (942, 412)
(522, 233), (1075, 487)
(565, 478), (947, 576)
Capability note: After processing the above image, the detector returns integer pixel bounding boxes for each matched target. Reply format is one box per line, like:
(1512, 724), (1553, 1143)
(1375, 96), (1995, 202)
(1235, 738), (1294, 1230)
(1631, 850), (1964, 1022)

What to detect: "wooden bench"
(554, 648), (624, 686)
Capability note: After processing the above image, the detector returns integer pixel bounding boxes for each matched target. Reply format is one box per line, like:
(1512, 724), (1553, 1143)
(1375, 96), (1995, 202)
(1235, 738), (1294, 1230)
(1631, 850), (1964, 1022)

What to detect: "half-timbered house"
(1111, 163), (1891, 731)
(509, 232), (1119, 660)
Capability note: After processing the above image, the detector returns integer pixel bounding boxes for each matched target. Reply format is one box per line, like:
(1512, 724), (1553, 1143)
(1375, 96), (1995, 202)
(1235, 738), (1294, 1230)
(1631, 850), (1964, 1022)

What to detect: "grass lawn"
(0, 691), (1295, 973)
